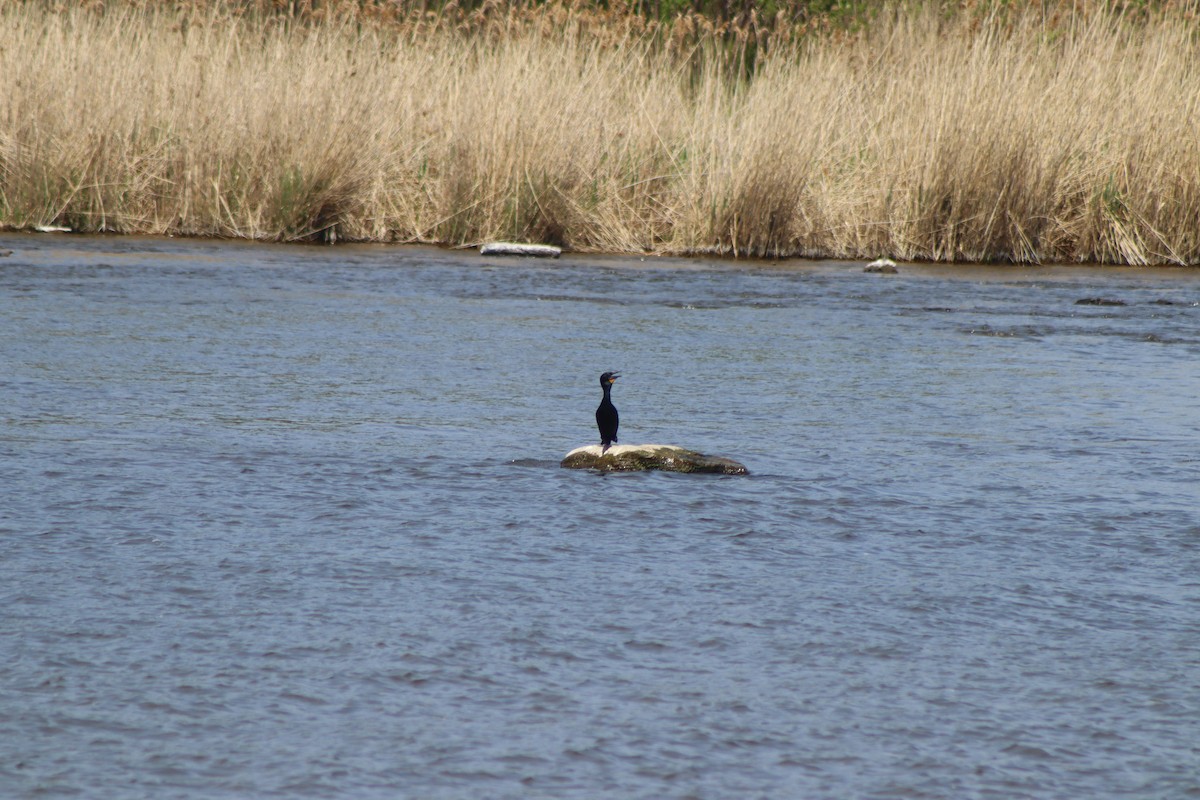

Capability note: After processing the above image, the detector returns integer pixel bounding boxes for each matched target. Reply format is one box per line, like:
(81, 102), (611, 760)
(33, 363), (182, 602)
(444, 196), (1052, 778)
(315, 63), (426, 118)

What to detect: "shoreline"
(7, 229), (1200, 280)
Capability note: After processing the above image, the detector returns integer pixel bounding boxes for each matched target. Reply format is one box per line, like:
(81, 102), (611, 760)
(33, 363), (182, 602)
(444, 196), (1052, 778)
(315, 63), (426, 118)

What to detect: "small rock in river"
(1075, 297), (1126, 307)
(864, 258), (899, 274)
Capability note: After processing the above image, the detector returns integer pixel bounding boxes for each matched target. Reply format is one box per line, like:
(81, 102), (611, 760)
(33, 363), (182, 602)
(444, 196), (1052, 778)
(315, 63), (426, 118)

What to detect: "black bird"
(596, 371), (620, 452)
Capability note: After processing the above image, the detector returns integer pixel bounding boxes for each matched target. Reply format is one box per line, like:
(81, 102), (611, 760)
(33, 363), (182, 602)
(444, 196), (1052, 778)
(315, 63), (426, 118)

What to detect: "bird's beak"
(610, 373), (620, 382)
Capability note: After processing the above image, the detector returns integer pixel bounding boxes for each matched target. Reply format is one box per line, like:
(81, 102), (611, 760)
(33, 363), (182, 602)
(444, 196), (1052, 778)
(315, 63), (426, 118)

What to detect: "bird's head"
(600, 371), (620, 387)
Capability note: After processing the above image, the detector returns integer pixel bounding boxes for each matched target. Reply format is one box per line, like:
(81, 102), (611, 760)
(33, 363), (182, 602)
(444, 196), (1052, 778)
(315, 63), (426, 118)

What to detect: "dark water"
(2, 234), (1198, 799)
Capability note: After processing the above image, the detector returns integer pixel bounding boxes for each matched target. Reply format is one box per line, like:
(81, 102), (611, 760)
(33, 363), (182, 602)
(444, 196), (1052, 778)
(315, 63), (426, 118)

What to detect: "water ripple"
(1, 236), (1197, 799)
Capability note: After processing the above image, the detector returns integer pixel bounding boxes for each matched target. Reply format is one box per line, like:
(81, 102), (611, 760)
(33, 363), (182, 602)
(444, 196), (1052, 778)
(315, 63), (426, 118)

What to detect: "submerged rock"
(864, 258), (899, 274)
(561, 444), (748, 475)
(480, 242), (562, 258)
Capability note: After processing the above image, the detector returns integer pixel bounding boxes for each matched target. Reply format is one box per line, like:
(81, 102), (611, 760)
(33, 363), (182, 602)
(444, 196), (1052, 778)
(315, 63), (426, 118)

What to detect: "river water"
(2, 234), (1198, 799)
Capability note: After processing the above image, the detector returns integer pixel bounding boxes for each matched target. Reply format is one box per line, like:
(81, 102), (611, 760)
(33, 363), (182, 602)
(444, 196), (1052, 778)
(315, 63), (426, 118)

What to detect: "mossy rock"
(561, 444), (748, 474)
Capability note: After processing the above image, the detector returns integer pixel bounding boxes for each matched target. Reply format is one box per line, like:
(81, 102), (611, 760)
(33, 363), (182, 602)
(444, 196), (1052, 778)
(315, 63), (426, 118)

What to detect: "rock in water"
(561, 444), (748, 475)
(864, 258), (899, 273)
(480, 242), (562, 258)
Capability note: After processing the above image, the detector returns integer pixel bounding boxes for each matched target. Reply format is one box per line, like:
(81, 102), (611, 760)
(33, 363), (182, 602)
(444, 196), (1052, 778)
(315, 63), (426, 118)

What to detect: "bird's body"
(596, 372), (620, 452)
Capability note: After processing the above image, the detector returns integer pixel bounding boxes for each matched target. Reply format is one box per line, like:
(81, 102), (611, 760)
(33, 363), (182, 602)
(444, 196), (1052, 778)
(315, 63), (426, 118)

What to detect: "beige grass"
(1, 3), (1198, 263)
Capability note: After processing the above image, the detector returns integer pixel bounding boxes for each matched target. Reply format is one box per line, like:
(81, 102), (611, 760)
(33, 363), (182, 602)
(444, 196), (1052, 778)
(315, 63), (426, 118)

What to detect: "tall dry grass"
(1, 2), (1198, 263)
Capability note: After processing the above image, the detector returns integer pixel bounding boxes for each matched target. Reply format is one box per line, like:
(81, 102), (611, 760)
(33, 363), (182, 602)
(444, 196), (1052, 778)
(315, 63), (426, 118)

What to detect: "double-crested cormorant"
(596, 371), (620, 452)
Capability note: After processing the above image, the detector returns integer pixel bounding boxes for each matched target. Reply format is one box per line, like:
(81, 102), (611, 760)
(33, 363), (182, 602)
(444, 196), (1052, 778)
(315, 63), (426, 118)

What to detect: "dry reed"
(1, 2), (1198, 263)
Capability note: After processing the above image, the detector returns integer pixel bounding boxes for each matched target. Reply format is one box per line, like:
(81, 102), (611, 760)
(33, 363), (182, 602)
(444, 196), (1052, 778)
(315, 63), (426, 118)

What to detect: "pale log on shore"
(480, 242), (562, 258)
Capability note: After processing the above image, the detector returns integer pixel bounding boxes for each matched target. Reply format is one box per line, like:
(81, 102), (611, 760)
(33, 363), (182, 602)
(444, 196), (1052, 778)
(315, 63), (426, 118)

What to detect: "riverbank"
(1, 2), (1198, 264)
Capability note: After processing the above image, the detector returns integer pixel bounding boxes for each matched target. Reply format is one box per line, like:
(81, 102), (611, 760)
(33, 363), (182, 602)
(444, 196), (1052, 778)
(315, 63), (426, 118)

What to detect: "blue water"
(2, 234), (1198, 798)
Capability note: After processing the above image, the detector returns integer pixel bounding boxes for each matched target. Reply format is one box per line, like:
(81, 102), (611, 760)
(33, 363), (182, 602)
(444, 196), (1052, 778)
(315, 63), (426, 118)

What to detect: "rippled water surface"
(3, 234), (1199, 799)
